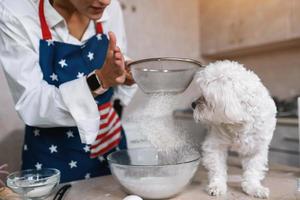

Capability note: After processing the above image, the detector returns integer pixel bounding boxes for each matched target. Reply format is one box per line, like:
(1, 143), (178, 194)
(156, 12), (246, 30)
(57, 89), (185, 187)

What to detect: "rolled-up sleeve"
(0, 8), (99, 144)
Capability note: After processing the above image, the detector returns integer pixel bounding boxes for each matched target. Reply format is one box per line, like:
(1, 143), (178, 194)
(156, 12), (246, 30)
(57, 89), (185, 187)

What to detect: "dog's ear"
(206, 79), (247, 124)
(221, 85), (247, 124)
(179, 71), (203, 108)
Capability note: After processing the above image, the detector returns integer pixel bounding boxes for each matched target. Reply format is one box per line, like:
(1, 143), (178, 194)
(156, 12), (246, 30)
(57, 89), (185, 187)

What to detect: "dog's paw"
(242, 182), (269, 199)
(207, 182), (227, 196)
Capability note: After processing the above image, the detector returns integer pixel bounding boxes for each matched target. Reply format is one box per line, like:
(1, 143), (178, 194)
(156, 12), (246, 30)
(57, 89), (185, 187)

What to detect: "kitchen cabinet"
(118, 0), (201, 59)
(200, 0), (300, 57)
(269, 123), (299, 167)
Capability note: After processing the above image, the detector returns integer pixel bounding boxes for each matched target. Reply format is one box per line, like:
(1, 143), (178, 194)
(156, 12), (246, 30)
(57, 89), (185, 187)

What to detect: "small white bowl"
(6, 168), (60, 199)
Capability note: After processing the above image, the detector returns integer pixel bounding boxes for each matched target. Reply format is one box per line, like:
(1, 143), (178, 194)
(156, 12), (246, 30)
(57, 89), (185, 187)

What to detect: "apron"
(22, 0), (127, 183)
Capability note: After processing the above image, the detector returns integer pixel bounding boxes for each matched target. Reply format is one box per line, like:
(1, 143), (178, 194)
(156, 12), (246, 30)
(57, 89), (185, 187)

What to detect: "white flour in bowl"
(121, 176), (189, 199)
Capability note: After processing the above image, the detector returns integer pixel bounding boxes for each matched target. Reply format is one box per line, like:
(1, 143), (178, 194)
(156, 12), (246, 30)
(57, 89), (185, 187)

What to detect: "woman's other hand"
(95, 31), (126, 89)
(0, 164), (9, 187)
(124, 60), (135, 86)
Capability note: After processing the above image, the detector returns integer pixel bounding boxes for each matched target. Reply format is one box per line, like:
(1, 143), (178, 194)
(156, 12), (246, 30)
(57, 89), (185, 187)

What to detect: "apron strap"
(95, 22), (104, 34)
(39, 0), (52, 40)
(39, 0), (104, 40)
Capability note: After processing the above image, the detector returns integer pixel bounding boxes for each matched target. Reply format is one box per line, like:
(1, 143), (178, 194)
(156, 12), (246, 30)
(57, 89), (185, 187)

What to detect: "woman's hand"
(95, 31), (126, 89)
(0, 164), (9, 187)
(124, 60), (136, 86)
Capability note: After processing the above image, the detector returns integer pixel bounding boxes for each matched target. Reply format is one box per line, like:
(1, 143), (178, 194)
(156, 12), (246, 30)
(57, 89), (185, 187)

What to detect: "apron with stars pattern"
(21, 0), (127, 183)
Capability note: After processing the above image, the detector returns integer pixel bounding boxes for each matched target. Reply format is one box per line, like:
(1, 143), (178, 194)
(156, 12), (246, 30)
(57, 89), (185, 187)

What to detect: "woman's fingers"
(0, 164), (8, 170)
(114, 46), (121, 53)
(0, 164), (9, 187)
(108, 31), (117, 52)
(124, 73), (135, 85)
(113, 50), (125, 73)
(115, 74), (126, 83)
(114, 60), (124, 74)
(98, 32), (127, 88)
(123, 60), (135, 85)
(114, 52), (123, 61)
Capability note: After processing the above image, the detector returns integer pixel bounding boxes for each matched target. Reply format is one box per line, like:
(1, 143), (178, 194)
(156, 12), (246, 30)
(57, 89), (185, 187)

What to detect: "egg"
(122, 195), (143, 200)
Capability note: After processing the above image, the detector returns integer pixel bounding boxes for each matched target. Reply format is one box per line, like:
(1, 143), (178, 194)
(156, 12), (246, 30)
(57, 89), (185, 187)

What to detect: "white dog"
(190, 60), (276, 198)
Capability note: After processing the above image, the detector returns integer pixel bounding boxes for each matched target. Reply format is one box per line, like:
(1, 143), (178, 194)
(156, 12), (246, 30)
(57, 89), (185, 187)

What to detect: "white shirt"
(0, 0), (137, 144)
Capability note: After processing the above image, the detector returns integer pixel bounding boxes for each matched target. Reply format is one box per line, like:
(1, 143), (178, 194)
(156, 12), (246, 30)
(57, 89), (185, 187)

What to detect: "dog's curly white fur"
(191, 60), (276, 198)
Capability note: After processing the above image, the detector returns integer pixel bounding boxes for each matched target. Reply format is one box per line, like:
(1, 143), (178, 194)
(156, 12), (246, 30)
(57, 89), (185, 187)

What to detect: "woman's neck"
(52, 0), (90, 41)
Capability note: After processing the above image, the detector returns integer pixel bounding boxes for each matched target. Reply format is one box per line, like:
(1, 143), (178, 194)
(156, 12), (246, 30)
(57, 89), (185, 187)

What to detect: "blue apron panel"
(22, 126), (127, 183)
(39, 34), (113, 104)
(39, 35), (108, 84)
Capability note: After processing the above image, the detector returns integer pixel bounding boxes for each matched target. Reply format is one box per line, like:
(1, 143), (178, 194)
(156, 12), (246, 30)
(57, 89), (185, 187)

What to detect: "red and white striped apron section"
(90, 102), (122, 158)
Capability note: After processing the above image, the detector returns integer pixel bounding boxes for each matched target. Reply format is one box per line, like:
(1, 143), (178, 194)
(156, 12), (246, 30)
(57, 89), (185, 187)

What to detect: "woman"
(0, 0), (136, 183)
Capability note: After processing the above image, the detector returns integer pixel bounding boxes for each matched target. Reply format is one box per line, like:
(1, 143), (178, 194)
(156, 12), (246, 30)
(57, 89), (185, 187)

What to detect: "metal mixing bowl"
(107, 148), (200, 199)
(128, 57), (203, 94)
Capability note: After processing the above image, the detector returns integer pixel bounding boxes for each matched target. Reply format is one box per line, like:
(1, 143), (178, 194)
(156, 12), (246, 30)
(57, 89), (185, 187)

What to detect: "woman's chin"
(88, 13), (103, 20)
(86, 8), (105, 20)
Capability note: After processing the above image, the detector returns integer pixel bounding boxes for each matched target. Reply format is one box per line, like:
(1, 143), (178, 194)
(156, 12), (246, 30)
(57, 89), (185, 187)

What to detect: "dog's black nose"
(191, 102), (197, 109)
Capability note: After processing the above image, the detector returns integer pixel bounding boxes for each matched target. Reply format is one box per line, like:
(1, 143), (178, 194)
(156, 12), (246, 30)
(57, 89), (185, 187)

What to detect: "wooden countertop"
(44, 159), (299, 200)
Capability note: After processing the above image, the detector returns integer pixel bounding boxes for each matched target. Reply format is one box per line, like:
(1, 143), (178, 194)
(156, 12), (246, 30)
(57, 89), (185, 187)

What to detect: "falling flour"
(126, 93), (196, 163)
(118, 94), (201, 198)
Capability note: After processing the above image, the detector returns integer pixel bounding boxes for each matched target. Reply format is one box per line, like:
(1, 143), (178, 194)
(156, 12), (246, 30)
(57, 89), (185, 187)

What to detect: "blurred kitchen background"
(0, 0), (299, 173)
